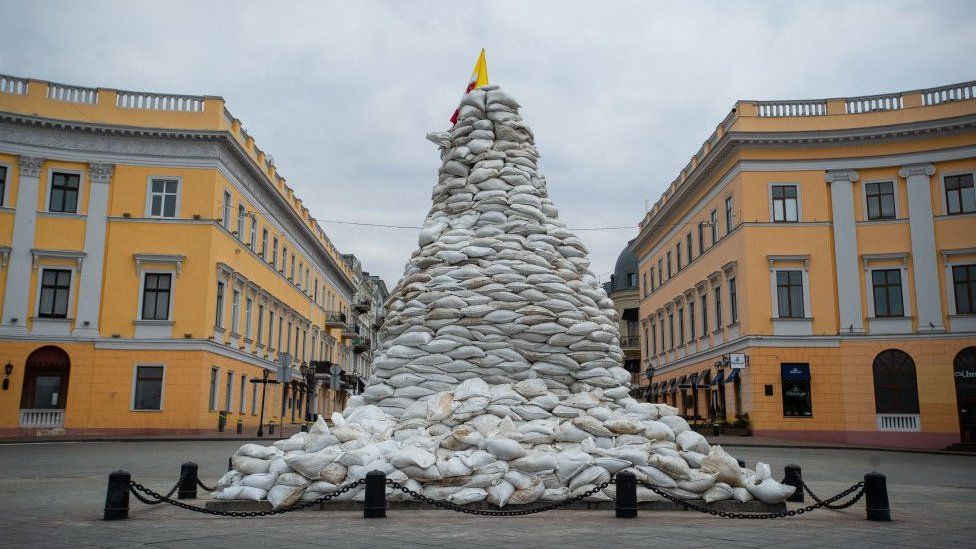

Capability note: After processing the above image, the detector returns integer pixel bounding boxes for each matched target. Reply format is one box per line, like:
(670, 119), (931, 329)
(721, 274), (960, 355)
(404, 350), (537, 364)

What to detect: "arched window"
(872, 349), (919, 414)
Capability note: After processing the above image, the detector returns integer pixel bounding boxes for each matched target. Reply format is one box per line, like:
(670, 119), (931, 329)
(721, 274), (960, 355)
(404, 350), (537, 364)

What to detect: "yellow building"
(0, 74), (381, 436)
(633, 80), (976, 449)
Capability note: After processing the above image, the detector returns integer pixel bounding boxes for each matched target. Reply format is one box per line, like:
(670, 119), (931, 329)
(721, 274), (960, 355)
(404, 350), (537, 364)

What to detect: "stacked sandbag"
(213, 85), (796, 509)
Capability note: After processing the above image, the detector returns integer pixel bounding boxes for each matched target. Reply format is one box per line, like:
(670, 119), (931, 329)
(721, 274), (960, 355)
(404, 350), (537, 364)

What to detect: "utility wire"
(317, 219), (637, 231)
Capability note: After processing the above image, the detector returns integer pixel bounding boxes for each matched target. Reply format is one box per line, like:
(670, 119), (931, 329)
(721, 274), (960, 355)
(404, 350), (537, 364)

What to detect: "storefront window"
(781, 363), (812, 417)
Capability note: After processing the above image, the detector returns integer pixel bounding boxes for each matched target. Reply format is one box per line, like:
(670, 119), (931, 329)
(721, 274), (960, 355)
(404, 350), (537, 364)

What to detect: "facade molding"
(17, 155), (43, 177)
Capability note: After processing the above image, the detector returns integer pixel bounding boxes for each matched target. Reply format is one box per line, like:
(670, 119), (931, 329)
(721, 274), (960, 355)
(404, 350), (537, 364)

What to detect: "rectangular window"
(208, 367), (218, 411)
(271, 237), (279, 268)
(953, 264), (976, 314)
(314, 279), (319, 303)
(945, 174), (975, 215)
(871, 269), (904, 317)
(244, 297), (253, 338)
(725, 195), (734, 234)
(698, 223), (705, 253)
(776, 270), (805, 318)
(221, 191), (231, 227)
(710, 210), (718, 244)
(667, 313), (674, 350)
(666, 251), (672, 278)
(231, 290), (241, 334)
(657, 259), (663, 286)
(729, 277), (738, 324)
(677, 307), (684, 345)
(277, 317), (284, 352)
(286, 321), (293, 353)
(781, 363), (813, 418)
(282, 247), (288, 272)
(865, 181), (896, 220)
(239, 375), (247, 414)
(688, 301), (696, 340)
(224, 371), (233, 413)
(268, 311), (275, 352)
(236, 204), (246, 237)
(148, 178), (179, 218)
(686, 233), (693, 262)
(251, 381), (258, 416)
(132, 365), (164, 411)
(49, 172), (80, 213)
(290, 255), (296, 280)
(38, 269), (71, 318)
(676, 243), (682, 271)
(261, 229), (269, 259)
(659, 320), (665, 356)
(0, 165), (6, 206)
(650, 322), (656, 354)
(714, 286), (722, 329)
(771, 185), (799, 222)
(215, 281), (225, 328)
(141, 273), (172, 320)
(642, 272), (648, 296)
(701, 294), (708, 334)
(257, 304), (265, 345)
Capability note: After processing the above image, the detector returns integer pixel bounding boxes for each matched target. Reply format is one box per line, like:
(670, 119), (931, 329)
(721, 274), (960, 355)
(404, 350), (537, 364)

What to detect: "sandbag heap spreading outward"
(214, 85), (797, 509)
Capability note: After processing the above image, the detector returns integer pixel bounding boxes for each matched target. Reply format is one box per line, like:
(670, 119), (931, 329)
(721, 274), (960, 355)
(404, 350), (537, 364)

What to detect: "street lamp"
(250, 369), (279, 437)
(299, 363), (318, 429)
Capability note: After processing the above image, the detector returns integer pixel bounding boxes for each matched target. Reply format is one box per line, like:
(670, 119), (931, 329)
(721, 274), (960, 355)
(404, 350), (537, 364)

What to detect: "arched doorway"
(19, 346), (70, 428)
(872, 349), (920, 431)
(954, 347), (976, 443)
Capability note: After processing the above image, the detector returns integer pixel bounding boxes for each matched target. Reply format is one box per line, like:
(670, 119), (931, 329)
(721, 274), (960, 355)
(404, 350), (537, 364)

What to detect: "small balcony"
(325, 312), (346, 329)
(353, 337), (371, 354)
(19, 409), (65, 429)
(353, 300), (370, 314)
(877, 413), (920, 432)
(619, 335), (640, 351)
(341, 323), (360, 340)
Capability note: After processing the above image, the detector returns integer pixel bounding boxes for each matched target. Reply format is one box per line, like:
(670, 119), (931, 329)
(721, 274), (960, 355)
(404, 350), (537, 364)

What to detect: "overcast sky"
(2, 1), (974, 287)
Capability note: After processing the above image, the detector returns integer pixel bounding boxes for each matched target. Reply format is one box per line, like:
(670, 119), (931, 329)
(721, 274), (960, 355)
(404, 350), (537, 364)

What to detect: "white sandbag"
(647, 454), (692, 480)
(448, 488), (489, 505)
(241, 472), (278, 491)
(214, 485), (267, 501)
(703, 482), (734, 503)
(484, 437), (528, 460)
(267, 484), (305, 509)
(681, 451), (707, 468)
(514, 379), (549, 398)
(508, 478), (546, 505)
(746, 477), (796, 504)
(307, 480), (338, 493)
(732, 486), (754, 502)
(571, 415), (613, 437)
(636, 465), (678, 488)
(215, 470), (242, 489)
(486, 480), (516, 507)
(676, 470), (718, 493)
(700, 445), (744, 487)
(321, 462), (348, 484)
(306, 433), (340, 453)
(388, 446), (437, 469)
(285, 449), (338, 479)
(658, 415), (690, 436)
(274, 433), (307, 452)
(236, 444), (279, 460)
(454, 378), (493, 400)
(675, 430), (710, 454)
(510, 452), (557, 473)
(569, 465), (610, 491)
(604, 417), (644, 435)
(754, 462), (772, 482)
(231, 455), (271, 475)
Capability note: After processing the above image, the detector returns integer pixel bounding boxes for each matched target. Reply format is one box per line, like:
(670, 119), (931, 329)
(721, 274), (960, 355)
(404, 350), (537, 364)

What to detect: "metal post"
(228, 457), (232, 471)
(737, 459), (746, 468)
(363, 470), (387, 518)
(103, 470), (130, 520)
(864, 472), (891, 521)
(615, 471), (638, 518)
(178, 462), (198, 500)
(782, 464), (804, 502)
(256, 370), (269, 437)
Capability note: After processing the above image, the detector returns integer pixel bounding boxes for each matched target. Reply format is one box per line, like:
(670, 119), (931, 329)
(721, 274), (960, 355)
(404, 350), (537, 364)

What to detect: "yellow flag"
(451, 49), (489, 123)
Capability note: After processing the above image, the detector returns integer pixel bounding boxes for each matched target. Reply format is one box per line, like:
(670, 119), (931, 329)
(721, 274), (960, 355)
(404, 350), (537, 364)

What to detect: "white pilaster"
(900, 163), (944, 332)
(826, 169), (864, 334)
(72, 163), (113, 337)
(0, 156), (43, 336)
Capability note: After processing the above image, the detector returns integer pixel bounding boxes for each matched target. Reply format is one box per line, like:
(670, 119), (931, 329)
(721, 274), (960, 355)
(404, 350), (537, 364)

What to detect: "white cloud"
(1, 0), (972, 285)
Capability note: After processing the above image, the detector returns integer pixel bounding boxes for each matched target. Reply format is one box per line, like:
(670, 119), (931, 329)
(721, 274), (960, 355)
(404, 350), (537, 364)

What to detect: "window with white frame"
(272, 237), (279, 268)
(771, 185), (799, 222)
(776, 270), (805, 318)
(244, 297), (253, 339)
(268, 310), (276, 352)
(257, 304), (265, 345)
(667, 312), (674, 350)
(148, 178), (179, 218)
(713, 286), (722, 328)
(290, 255), (296, 280)
(251, 381), (258, 415)
(261, 229), (268, 259)
(231, 289), (241, 334)
(221, 191), (231, 227)
(208, 367), (218, 411)
(710, 210), (718, 244)
(38, 268), (71, 318)
(701, 293), (708, 334)
(141, 273), (172, 320)
(729, 277), (738, 324)
(49, 172), (80, 213)
(871, 269), (904, 317)
(236, 204), (246, 237)
(725, 195), (734, 233)
(865, 181), (896, 220)
(239, 375), (246, 414)
(688, 300), (696, 340)
(0, 165), (6, 206)
(224, 371), (233, 413)
(953, 264), (976, 314)
(132, 365), (164, 411)
(249, 216), (257, 248)
(215, 281), (225, 328)
(945, 174), (975, 215)
(686, 233), (693, 262)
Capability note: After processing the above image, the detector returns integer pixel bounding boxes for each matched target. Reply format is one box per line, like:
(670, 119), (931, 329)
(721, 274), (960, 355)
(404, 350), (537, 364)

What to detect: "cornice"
(634, 113), (976, 252)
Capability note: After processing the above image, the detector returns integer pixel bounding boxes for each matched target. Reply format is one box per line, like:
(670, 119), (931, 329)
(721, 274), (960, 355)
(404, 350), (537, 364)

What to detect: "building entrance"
(954, 347), (976, 444)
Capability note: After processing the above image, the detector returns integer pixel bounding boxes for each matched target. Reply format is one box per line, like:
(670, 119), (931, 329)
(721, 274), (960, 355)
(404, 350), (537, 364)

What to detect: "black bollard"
(363, 470), (387, 518)
(615, 471), (638, 519)
(864, 472), (891, 521)
(228, 457), (233, 471)
(236, 420), (243, 434)
(301, 424), (308, 432)
(783, 464), (804, 503)
(104, 470), (131, 520)
(178, 462), (199, 500)
(737, 459), (746, 468)
(268, 422), (275, 436)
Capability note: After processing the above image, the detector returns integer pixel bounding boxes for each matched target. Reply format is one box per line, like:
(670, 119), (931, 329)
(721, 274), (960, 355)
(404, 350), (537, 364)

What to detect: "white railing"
(46, 82), (98, 105)
(921, 81), (976, 106)
(0, 74), (29, 95)
(116, 91), (205, 112)
(19, 409), (65, 428)
(877, 413), (920, 432)
(756, 100), (826, 117)
(846, 93), (903, 114)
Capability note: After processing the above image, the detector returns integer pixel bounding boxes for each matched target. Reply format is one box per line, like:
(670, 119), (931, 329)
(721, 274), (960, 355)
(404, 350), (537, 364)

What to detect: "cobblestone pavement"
(0, 440), (972, 548)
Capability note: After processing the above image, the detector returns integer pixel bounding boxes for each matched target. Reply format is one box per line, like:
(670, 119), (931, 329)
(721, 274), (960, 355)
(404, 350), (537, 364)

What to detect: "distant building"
(633, 80), (976, 449)
(602, 240), (642, 398)
(0, 73), (384, 436)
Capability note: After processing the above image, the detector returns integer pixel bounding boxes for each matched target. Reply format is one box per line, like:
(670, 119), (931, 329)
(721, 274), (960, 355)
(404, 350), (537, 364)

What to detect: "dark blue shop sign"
(781, 363), (810, 381)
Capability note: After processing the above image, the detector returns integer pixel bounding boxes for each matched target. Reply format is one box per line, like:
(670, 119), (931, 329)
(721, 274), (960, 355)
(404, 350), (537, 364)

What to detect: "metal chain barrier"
(127, 478), (367, 517)
(385, 478), (615, 516)
(637, 480), (865, 519)
(196, 479), (216, 492)
(800, 479), (865, 511)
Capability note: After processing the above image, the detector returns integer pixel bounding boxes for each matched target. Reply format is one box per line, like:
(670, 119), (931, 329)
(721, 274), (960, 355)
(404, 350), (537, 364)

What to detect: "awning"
(781, 363), (810, 381)
(709, 371), (721, 387)
(668, 379), (678, 393)
(679, 373), (694, 389)
(700, 370), (712, 386)
(726, 369), (740, 383)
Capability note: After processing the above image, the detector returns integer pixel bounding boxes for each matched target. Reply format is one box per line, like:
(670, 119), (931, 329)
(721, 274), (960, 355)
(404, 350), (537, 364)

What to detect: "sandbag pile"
(214, 85), (796, 508)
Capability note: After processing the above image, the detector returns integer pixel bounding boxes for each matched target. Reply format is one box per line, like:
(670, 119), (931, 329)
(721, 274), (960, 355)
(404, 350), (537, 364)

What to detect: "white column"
(826, 169), (864, 333)
(900, 163), (944, 332)
(73, 163), (113, 337)
(0, 156), (43, 336)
